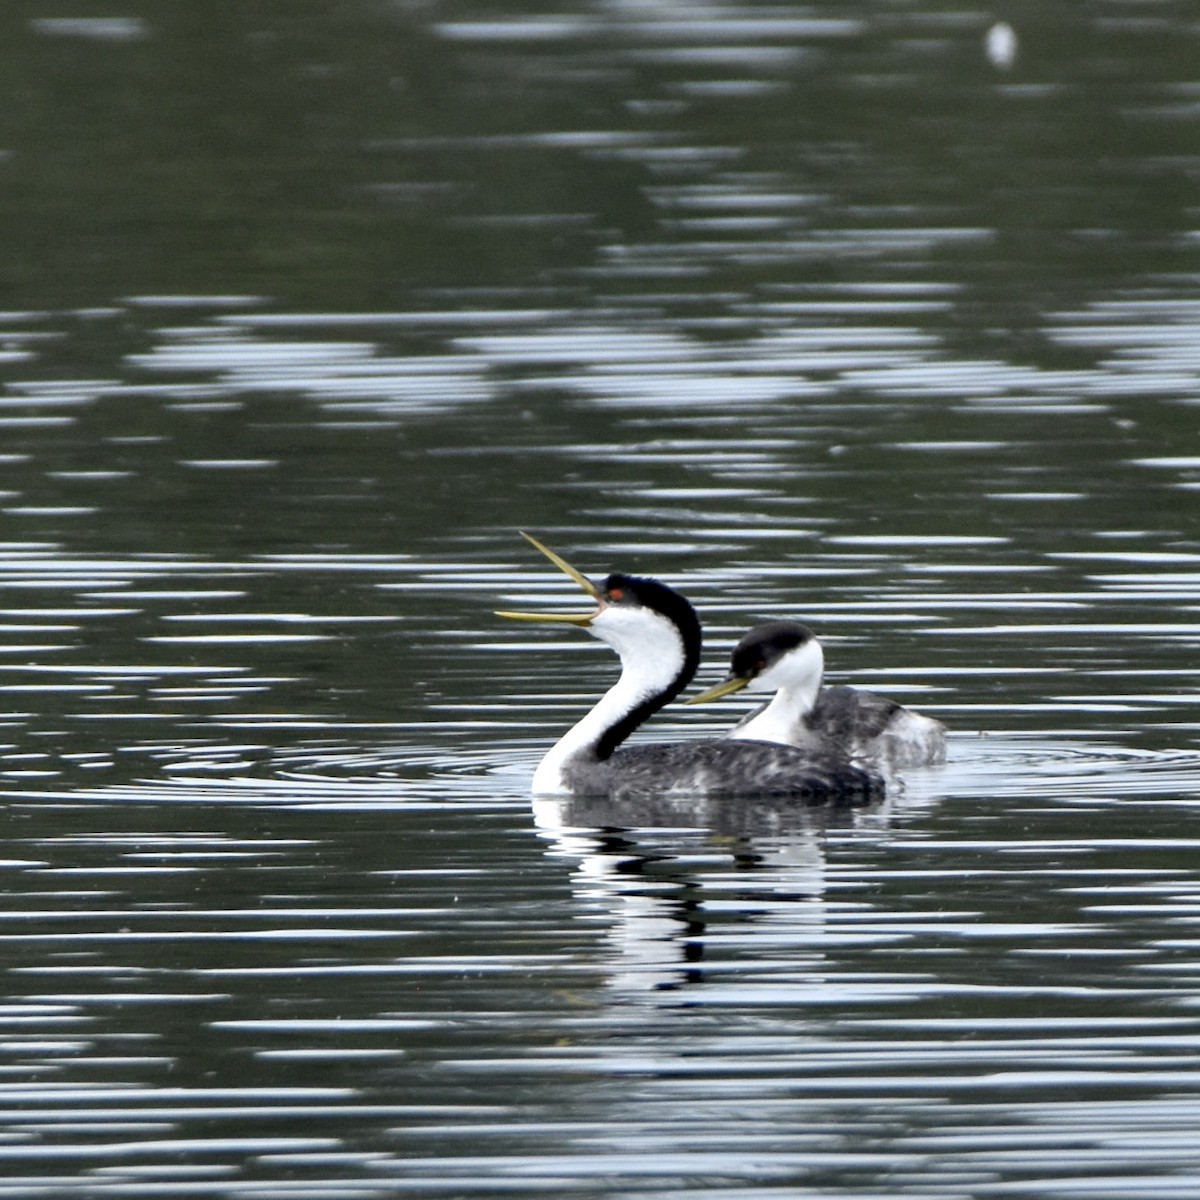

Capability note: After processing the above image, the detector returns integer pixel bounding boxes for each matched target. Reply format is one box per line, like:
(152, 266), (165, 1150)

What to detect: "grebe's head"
(496, 533), (701, 683)
(689, 620), (824, 704)
(585, 572), (700, 670)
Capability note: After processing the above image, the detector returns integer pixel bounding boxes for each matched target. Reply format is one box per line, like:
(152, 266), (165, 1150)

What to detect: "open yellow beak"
(495, 531), (605, 626)
(686, 675), (750, 705)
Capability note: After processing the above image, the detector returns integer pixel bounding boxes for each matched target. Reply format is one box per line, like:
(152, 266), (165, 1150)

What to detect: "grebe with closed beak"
(689, 620), (947, 767)
(497, 536), (884, 802)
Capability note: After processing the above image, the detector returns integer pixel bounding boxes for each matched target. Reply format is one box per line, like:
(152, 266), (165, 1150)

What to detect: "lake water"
(2, 2), (1200, 1196)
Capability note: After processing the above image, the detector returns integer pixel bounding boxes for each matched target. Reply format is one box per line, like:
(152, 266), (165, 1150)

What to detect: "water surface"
(1, 1), (1200, 1196)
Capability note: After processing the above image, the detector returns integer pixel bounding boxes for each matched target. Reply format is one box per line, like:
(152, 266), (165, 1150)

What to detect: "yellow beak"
(495, 531), (605, 626)
(686, 675), (750, 705)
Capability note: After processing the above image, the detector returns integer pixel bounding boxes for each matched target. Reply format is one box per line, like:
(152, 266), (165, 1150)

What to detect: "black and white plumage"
(690, 620), (947, 767)
(497, 536), (884, 803)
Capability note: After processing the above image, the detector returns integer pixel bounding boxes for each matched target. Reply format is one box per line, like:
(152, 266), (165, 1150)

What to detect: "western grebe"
(497, 535), (884, 802)
(689, 620), (947, 767)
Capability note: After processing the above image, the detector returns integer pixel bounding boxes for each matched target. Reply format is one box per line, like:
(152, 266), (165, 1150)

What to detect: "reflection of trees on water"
(2, 5), (1195, 317)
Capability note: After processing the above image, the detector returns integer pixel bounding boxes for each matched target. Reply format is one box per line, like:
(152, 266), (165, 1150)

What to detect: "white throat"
(532, 606), (687, 793)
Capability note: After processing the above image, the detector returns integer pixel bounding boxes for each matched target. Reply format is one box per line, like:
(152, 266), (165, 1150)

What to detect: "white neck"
(734, 689), (812, 745)
(532, 606), (687, 793)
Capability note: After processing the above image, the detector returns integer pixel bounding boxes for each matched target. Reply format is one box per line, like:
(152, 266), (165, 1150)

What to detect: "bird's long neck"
(532, 608), (698, 793)
(738, 683), (819, 744)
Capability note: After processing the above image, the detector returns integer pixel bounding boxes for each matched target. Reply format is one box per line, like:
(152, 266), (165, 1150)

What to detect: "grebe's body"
(499, 538), (883, 803)
(694, 621), (946, 768)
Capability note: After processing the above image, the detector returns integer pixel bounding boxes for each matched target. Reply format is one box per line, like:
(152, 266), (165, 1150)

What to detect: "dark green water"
(1, 2), (1200, 1196)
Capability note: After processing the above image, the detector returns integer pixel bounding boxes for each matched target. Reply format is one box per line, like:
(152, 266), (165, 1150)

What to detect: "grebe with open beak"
(497, 536), (885, 801)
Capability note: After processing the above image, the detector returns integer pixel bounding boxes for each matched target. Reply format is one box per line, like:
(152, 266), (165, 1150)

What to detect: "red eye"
(608, 587), (624, 602)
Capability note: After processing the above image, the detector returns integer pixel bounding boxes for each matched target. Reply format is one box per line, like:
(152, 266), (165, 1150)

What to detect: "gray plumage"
(733, 683), (946, 767)
(561, 737), (884, 804)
